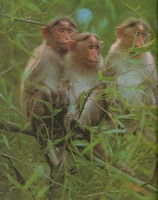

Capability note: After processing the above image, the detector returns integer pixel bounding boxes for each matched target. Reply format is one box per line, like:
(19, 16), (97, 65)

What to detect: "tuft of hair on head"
(119, 17), (149, 32)
(73, 32), (101, 42)
(47, 16), (78, 30)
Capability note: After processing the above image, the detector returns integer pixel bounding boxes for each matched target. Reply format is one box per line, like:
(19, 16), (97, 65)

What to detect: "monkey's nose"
(65, 35), (71, 40)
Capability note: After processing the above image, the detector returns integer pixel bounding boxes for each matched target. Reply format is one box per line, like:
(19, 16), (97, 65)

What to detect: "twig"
(78, 83), (105, 119)
(120, 0), (141, 17)
(0, 14), (47, 26)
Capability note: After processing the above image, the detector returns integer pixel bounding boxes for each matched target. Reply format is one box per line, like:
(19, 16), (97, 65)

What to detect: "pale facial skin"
(49, 21), (77, 51)
(117, 24), (150, 49)
(69, 36), (103, 69)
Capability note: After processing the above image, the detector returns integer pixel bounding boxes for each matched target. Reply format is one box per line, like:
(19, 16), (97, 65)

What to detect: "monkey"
(103, 17), (158, 181)
(20, 16), (78, 166)
(104, 17), (157, 108)
(57, 33), (110, 164)
(58, 33), (106, 133)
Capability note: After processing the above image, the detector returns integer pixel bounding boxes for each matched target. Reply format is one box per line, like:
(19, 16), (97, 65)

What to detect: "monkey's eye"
(135, 31), (149, 40)
(142, 32), (150, 40)
(142, 32), (147, 37)
(67, 29), (73, 35)
(88, 45), (93, 49)
(95, 45), (99, 50)
(58, 28), (65, 33)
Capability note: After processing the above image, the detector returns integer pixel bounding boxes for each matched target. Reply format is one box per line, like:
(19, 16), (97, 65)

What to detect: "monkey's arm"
(146, 72), (158, 105)
(23, 56), (45, 92)
(57, 79), (70, 109)
(104, 53), (117, 77)
(21, 51), (55, 119)
(145, 53), (158, 105)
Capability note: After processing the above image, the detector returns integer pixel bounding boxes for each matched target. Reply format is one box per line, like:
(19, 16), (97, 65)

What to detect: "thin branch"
(0, 66), (13, 76)
(120, 0), (141, 18)
(0, 14), (47, 26)
(78, 82), (106, 119)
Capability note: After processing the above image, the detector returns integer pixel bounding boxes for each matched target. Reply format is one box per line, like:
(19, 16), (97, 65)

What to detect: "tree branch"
(0, 14), (47, 26)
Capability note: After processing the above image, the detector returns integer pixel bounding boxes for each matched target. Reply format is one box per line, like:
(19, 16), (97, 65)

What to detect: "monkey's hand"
(37, 81), (57, 104)
(57, 79), (71, 109)
(64, 108), (79, 130)
(57, 92), (70, 109)
(28, 90), (47, 117)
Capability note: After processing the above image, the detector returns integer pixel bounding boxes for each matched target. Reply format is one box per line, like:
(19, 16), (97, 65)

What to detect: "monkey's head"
(67, 33), (103, 69)
(40, 17), (78, 53)
(116, 17), (150, 49)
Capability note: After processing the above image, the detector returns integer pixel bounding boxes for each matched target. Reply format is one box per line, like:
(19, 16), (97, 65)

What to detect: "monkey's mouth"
(83, 58), (99, 63)
(56, 42), (69, 47)
(59, 42), (69, 45)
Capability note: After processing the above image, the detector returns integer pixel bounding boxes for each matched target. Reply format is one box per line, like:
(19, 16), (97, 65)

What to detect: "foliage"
(0, 0), (157, 199)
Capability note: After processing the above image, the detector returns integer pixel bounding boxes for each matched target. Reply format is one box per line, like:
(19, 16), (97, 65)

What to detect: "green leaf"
(102, 129), (126, 135)
(0, 134), (10, 149)
(72, 139), (89, 147)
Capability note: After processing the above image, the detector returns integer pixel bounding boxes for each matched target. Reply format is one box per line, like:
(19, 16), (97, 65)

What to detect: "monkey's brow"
(123, 22), (139, 29)
(124, 22), (148, 31)
(87, 41), (99, 45)
(50, 25), (75, 31)
(76, 35), (100, 42)
(57, 25), (73, 28)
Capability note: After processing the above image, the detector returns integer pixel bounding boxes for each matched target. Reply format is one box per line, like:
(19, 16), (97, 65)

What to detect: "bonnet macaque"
(57, 33), (108, 163)
(104, 17), (157, 181)
(104, 17), (157, 107)
(58, 33), (106, 133)
(20, 16), (78, 166)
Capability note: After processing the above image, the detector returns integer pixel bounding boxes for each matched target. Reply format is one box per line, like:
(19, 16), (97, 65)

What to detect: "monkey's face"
(79, 36), (102, 69)
(122, 24), (149, 48)
(50, 21), (77, 51)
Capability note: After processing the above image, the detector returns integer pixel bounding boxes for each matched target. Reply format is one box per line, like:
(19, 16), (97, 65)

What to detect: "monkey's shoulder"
(30, 44), (62, 68)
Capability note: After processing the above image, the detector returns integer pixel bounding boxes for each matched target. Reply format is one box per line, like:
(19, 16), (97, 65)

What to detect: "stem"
(78, 83), (105, 119)
(0, 14), (47, 26)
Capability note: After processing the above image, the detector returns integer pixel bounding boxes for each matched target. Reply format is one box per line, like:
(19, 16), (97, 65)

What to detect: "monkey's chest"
(115, 64), (147, 104)
(44, 64), (62, 92)
(69, 75), (99, 101)
(116, 63), (145, 87)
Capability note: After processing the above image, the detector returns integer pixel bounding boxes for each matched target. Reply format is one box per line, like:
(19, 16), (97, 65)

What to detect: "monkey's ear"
(116, 27), (123, 39)
(68, 40), (77, 51)
(40, 26), (48, 39)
